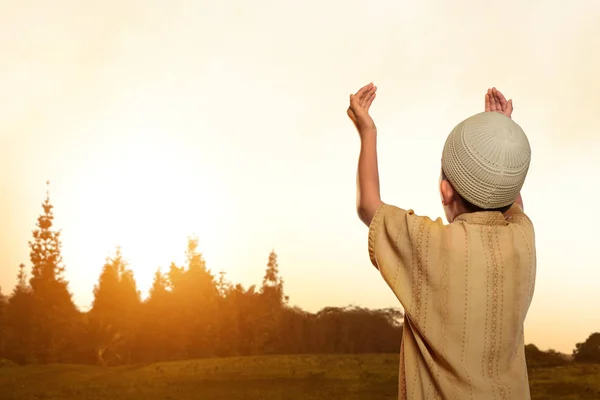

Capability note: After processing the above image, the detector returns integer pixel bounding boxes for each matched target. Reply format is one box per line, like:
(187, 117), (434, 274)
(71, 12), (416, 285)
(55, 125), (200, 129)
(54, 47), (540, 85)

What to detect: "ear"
(440, 179), (456, 206)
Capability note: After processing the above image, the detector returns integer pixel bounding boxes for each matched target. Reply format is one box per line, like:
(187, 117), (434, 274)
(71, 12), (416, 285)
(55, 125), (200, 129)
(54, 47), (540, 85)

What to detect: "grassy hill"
(0, 354), (599, 400)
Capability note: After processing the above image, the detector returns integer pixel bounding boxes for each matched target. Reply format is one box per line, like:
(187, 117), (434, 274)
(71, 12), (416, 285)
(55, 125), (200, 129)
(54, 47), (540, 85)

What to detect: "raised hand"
(485, 87), (513, 119)
(347, 83), (377, 134)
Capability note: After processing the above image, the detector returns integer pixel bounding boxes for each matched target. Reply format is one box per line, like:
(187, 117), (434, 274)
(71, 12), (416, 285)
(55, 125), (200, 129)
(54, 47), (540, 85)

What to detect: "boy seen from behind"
(348, 84), (536, 400)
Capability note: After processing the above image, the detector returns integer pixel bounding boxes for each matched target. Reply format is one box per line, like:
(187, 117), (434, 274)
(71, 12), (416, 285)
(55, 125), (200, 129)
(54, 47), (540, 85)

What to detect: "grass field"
(1, 354), (599, 399)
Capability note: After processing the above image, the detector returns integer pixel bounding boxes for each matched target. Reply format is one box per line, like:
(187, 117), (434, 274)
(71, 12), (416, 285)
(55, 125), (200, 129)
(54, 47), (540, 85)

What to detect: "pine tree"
(16, 263), (28, 291)
(116, 263), (140, 363)
(216, 270), (231, 297)
(261, 250), (287, 305)
(91, 250), (121, 318)
(159, 237), (219, 359)
(28, 184), (77, 363)
(0, 286), (6, 358)
(185, 237), (218, 300)
(258, 250), (287, 353)
(214, 271), (239, 356)
(89, 247), (140, 365)
(182, 237), (218, 357)
(30, 186), (66, 288)
(167, 262), (185, 292)
(165, 260), (187, 359)
(141, 269), (171, 362)
(5, 264), (35, 364)
(149, 269), (169, 299)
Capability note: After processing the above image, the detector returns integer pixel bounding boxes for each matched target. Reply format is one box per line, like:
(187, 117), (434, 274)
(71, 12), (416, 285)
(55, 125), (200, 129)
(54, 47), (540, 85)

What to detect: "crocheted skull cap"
(441, 112), (531, 209)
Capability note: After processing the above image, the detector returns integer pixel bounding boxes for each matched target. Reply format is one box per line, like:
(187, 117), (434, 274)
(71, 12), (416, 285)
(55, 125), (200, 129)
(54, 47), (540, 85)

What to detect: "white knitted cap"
(441, 112), (531, 209)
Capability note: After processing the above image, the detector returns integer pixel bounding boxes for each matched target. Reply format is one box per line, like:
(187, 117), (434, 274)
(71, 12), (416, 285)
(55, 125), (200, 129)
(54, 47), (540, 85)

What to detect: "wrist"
(359, 127), (377, 139)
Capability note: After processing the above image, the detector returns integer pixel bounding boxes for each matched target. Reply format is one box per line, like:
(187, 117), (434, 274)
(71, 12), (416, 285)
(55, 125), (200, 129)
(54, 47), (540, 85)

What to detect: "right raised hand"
(347, 83), (378, 135)
(485, 87), (513, 119)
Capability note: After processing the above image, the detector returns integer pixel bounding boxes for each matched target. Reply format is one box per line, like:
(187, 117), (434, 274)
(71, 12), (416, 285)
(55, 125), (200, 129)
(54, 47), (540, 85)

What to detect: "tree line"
(0, 191), (402, 366)
(0, 191), (598, 366)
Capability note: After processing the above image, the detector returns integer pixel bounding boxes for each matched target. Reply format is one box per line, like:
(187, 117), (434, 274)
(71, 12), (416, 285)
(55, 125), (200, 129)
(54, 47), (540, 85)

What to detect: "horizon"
(2, 0), (600, 356)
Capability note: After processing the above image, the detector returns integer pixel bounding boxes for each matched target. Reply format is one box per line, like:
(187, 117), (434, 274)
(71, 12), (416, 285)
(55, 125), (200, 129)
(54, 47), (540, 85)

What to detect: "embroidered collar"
(454, 211), (509, 226)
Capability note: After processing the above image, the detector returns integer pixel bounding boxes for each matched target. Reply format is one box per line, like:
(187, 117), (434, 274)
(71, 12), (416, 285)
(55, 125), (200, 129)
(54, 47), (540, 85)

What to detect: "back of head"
(441, 112), (531, 210)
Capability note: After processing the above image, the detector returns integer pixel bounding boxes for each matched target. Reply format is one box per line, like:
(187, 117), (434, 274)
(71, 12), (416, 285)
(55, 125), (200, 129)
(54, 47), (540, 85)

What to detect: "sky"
(1, 0), (599, 354)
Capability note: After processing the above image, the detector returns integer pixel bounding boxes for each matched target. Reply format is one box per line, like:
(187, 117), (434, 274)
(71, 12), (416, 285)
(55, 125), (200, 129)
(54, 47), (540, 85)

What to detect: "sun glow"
(57, 99), (231, 307)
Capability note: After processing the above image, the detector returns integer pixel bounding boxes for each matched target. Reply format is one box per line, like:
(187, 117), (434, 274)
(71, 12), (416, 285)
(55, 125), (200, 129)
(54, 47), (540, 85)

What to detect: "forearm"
(505, 192), (524, 218)
(356, 131), (383, 226)
(515, 193), (524, 211)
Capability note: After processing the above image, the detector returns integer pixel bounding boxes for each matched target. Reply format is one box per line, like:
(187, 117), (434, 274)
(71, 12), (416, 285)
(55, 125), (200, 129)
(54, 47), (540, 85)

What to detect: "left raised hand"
(485, 87), (513, 118)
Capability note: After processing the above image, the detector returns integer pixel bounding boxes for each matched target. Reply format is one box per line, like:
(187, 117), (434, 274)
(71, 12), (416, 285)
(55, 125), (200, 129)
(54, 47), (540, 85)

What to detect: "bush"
(525, 344), (571, 368)
(573, 333), (600, 363)
(0, 358), (17, 368)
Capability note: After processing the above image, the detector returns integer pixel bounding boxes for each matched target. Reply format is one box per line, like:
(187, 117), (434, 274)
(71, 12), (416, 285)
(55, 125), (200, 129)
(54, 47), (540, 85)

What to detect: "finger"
(355, 83), (373, 100)
(349, 94), (359, 111)
(355, 83), (371, 96)
(360, 86), (377, 108)
(365, 89), (377, 110)
(488, 88), (495, 111)
(505, 99), (513, 117)
(347, 106), (356, 122)
(361, 86), (377, 107)
(359, 85), (374, 107)
(489, 88), (498, 111)
(485, 92), (491, 112)
(496, 90), (508, 110)
(358, 88), (368, 107)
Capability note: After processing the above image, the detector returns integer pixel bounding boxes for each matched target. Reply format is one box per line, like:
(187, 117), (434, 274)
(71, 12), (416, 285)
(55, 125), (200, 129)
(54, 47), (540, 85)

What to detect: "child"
(347, 84), (535, 400)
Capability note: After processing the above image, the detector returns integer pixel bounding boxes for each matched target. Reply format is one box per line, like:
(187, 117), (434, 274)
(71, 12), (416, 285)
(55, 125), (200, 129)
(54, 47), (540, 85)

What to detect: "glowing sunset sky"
(1, 0), (599, 354)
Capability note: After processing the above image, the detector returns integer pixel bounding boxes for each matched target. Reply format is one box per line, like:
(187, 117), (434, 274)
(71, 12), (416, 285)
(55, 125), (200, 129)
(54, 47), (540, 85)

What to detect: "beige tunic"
(368, 204), (536, 400)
